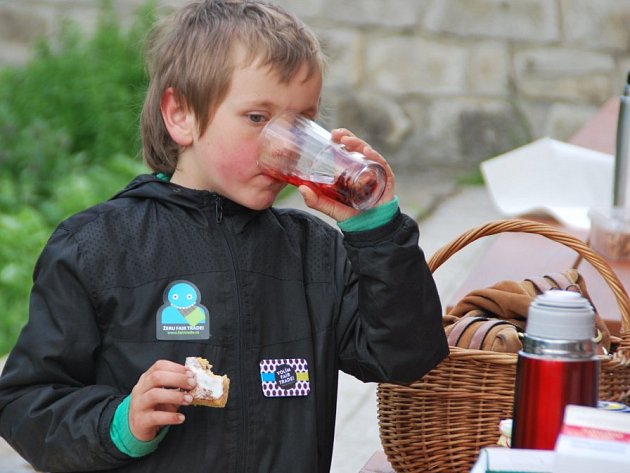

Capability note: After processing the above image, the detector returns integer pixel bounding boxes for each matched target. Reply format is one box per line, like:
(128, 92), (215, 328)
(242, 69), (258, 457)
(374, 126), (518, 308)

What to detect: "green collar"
(154, 172), (172, 182)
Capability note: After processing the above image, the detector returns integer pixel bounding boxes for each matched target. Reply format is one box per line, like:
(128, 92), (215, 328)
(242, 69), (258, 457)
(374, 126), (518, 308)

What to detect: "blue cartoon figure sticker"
(156, 281), (210, 340)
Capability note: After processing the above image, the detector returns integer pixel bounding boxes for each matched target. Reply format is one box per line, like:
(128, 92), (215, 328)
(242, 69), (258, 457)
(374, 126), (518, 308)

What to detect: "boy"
(0, 1), (448, 472)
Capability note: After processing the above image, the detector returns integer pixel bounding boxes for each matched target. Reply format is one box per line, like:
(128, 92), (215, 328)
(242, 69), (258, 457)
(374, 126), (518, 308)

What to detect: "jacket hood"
(112, 174), (213, 208)
(110, 174), (266, 232)
(113, 174), (263, 218)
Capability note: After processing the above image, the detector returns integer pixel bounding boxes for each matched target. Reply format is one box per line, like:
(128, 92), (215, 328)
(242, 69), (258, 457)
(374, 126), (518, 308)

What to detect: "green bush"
(0, 1), (154, 355)
(0, 2), (153, 166)
(0, 208), (50, 352)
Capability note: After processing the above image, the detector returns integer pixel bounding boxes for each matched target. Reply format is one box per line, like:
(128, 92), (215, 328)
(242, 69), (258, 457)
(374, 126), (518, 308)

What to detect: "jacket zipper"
(215, 196), (223, 223)
(213, 195), (247, 471)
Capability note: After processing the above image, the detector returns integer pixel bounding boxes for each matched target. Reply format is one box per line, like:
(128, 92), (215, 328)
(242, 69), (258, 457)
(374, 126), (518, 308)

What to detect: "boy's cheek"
(224, 143), (260, 172)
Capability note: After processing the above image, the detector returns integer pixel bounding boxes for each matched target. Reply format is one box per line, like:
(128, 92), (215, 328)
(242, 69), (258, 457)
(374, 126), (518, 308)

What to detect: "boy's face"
(172, 56), (322, 210)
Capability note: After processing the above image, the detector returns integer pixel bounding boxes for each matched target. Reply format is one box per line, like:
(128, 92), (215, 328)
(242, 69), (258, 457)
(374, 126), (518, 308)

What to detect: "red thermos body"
(511, 291), (600, 450)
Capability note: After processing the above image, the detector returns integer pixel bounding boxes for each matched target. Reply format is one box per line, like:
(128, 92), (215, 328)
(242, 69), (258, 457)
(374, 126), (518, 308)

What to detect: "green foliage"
(0, 1), (154, 354)
(0, 208), (50, 352)
(0, 2), (153, 165)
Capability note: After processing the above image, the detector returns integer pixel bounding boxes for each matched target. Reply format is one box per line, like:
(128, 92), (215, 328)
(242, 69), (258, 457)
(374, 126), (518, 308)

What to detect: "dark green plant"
(0, 1), (153, 165)
(0, 208), (50, 352)
(0, 1), (155, 355)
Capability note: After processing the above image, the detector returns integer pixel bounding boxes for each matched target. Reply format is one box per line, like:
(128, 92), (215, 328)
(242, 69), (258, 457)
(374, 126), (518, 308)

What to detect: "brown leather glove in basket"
(443, 269), (615, 354)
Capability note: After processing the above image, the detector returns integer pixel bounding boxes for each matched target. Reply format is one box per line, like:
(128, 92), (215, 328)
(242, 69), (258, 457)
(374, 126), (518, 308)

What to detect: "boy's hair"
(141, 0), (324, 173)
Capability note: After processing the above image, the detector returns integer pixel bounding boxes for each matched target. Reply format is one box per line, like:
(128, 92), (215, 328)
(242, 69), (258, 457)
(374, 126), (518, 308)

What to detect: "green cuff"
(338, 196), (399, 232)
(110, 395), (169, 458)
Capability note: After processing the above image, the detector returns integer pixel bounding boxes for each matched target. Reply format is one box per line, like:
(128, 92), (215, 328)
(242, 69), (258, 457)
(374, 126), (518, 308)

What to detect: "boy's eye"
(248, 114), (266, 124)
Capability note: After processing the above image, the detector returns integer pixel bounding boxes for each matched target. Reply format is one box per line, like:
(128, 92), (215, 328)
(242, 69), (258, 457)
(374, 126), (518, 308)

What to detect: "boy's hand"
(298, 128), (396, 222)
(128, 360), (196, 441)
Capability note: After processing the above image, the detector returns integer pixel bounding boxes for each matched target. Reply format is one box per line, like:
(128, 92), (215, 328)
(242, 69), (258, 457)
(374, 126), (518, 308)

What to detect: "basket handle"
(428, 219), (630, 337)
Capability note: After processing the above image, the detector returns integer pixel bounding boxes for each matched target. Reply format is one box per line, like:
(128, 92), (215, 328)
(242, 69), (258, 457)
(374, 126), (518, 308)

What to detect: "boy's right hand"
(299, 128), (396, 222)
(128, 360), (196, 441)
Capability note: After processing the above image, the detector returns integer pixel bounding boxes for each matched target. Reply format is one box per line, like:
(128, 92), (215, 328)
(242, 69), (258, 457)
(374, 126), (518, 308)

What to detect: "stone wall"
(2, 0), (630, 173)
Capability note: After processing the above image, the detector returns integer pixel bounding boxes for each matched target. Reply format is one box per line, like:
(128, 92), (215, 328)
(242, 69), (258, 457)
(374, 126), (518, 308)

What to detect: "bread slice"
(185, 357), (230, 408)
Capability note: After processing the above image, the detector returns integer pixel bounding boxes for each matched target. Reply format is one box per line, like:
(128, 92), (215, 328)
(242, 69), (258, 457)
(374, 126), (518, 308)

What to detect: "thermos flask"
(511, 290), (600, 450)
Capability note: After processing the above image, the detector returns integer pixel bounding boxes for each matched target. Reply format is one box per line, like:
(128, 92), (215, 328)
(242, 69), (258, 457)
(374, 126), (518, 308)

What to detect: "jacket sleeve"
(0, 228), (132, 472)
(335, 210), (449, 384)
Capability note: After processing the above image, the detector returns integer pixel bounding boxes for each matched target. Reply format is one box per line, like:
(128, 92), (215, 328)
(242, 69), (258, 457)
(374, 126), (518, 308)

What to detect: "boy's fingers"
(136, 367), (195, 394)
(330, 128), (354, 140)
(148, 386), (193, 405)
(132, 386), (193, 412)
(338, 136), (366, 153)
(141, 410), (186, 427)
(129, 410), (186, 441)
(298, 186), (357, 222)
(148, 371), (196, 390)
(150, 359), (188, 374)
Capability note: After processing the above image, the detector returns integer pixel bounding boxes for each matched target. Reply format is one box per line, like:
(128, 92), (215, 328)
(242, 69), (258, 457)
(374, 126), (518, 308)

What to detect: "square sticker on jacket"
(156, 280), (210, 340)
(259, 358), (310, 397)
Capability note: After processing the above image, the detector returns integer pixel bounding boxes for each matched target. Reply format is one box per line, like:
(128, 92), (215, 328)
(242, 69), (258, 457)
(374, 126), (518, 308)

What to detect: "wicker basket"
(377, 219), (630, 473)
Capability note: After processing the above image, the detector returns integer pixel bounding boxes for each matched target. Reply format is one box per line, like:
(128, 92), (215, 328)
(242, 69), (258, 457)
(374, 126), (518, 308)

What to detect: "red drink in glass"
(258, 112), (387, 210)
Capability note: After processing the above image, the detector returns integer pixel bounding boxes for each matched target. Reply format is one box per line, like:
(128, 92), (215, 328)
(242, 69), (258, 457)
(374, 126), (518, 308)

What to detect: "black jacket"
(0, 175), (448, 472)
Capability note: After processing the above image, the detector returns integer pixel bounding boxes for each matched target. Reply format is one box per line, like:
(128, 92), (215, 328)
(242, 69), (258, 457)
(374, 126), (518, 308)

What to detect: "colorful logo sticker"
(260, 358), (310, 397)
(156, 281), (210, 340)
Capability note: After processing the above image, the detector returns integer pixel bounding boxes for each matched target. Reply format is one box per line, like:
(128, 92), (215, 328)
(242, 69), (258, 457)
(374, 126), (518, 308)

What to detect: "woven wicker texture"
(377, 219), (630, 473)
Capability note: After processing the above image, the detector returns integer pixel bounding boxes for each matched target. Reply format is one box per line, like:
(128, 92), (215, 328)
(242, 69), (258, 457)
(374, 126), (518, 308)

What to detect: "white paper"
(470, 447), (554, 473)
(480, 137), (614, 230)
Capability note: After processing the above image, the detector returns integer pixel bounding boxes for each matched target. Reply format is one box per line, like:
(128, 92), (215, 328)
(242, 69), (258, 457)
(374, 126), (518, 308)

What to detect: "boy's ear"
(161, 87), (194, 146)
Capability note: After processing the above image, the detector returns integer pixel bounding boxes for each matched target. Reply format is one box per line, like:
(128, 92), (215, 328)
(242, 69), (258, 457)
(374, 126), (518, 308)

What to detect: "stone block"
(457, 101), (532, 165)
(270, 0), (326, 19)
(0, 4), (51, 43)
(318, 28), (362, 89)
(400, 98), (531, 169)
(519, 101), (552, 140)
(320, 0), (427, 27)
(561, 0), (630, 51)
(514, 47), (614, 102)
(326, 93), (411, 152)
(468, 41), (510, 96)
(399, 98), (459, 168)
(0, 41), (32, 66)
(365, 36), (467, 95)
(424, 0), (559, 42)
(544, 102), (599, 141)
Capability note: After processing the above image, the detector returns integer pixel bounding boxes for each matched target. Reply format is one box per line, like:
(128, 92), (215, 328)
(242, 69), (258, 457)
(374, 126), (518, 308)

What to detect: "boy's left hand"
(298, 128), (396, 222)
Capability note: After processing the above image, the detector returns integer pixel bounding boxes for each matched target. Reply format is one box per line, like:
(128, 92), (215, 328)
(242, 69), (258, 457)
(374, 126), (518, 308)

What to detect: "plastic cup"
(257, 112), (387, 210)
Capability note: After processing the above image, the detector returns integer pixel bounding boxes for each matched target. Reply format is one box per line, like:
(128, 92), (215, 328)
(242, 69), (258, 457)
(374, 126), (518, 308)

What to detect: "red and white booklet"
(554, 404), (630, 473)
